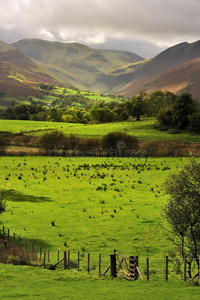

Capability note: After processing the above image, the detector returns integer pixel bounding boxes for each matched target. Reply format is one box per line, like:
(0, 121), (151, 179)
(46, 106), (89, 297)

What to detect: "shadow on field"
(0, 189), (52, 203)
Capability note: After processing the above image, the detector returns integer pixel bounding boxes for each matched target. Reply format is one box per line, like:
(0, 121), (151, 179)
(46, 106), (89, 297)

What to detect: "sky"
(0, 0), (200, 58)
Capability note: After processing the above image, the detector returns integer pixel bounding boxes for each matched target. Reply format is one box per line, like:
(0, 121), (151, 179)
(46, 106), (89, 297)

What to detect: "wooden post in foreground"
(165, 256), (168, 282)
(44, 252), (46, 268)
(57, 250), (59, 262)
(110, 254), (116, 277)
(63, 251), (67, 269)
(87, 253), (90, 273)
(146, 257), (149, 281)
(99, 254), (101, 275)
(68, 250), (70, 269)
(77, 251), (80, 270)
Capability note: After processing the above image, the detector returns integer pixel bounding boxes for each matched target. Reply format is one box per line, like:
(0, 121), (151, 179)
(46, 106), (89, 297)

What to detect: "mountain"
(112, 40), (200, 99)
(0, 41), (58, 102)
(1, 38), (200, 104)
(12, 39), (144, 91)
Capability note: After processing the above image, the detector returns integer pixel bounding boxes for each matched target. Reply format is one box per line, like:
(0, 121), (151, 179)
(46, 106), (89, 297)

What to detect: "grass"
(0, 264), (200, 300)
(1, 156), (200, 298)
(0, 118), (199, 143)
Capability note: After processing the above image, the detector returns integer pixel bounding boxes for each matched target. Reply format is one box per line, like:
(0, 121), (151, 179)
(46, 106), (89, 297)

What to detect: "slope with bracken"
(0, 41), (58, 102)
(12, 39), (144, 91)
(113, 40), (200, 99)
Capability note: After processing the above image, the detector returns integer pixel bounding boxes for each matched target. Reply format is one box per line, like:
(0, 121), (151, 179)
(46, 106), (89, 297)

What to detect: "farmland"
(1, 156), (200, 298)
(1, 118), (200, 143)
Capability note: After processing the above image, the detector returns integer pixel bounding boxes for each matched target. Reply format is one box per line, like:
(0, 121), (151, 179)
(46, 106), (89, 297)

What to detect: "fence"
(1, 226), (200, 283)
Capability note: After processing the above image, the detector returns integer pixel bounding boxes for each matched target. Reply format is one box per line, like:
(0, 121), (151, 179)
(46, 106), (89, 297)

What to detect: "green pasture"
(0, 157), (194, 263)
(1, 156), (200, 299)
(0, 118), (199, 142)
(0, 264), (200, 300)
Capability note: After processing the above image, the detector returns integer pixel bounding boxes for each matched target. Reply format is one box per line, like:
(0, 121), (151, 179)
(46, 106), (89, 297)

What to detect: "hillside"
(12, 39), (144, 91)
(114, 40), (200, 99)
(1, 38), (200, 102)
(0, 41), (59, 103)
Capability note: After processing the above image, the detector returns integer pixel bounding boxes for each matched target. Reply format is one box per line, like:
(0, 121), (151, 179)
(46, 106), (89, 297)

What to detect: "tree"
(37, 130), (66, 154)
(163, 159), (200, 277)
(157, 107), (173, 127)
(189, 113), (200, 133)
(126, 91), (147, 121)
(172, 93), (198, 128)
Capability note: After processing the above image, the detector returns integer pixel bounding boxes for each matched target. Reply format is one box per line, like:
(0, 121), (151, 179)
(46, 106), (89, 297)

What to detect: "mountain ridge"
(0, 38), (200, 102)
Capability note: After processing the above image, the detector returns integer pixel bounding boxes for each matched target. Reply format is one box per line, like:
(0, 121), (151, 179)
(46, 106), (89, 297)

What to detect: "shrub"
(102, 131), (138, 154)
(37, 130), (66, 154)
(0, 135), (9, 155)
(189, 113), (200, 132)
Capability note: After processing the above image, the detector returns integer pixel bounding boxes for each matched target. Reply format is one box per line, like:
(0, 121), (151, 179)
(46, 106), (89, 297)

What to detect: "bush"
(157, 107), (173, 126)
(0, 135), (9, 155)
(189, 113), (200, 132)
(37, 130), (65, 154)
(102, 131), (138, 153)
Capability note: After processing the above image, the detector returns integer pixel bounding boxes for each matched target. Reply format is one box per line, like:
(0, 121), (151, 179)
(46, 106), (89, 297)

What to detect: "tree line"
(0, 90), (199, 131)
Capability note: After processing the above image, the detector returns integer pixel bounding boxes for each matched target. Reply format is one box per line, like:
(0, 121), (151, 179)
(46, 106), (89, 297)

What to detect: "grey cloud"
(0, 0), (200, 57)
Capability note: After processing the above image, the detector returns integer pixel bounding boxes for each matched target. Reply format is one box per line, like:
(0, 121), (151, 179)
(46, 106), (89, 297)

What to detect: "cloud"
(0, 0), (200, 57)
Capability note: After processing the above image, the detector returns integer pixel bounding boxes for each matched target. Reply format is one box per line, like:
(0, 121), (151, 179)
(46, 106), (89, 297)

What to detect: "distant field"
(0, 118), (199, 143)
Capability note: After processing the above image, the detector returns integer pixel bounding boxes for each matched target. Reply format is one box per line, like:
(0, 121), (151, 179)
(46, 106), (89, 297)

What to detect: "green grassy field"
(1, 118), (199, 142)
(1, 156), (200, 299)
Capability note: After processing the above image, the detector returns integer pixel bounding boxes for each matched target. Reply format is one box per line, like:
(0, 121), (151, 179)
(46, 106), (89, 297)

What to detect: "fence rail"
(1, 226), (200, 282)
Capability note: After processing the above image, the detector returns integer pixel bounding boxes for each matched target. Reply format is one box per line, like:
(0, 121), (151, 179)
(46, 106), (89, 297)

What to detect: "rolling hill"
(0, 41), (58, 104)
(112, 40), (200, 99)
(1, 38), (200, 104)
(12, 38), (144, 91)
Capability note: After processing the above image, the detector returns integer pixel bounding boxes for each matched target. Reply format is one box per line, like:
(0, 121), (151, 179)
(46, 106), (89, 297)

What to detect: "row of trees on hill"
(0, 90), (199, 131)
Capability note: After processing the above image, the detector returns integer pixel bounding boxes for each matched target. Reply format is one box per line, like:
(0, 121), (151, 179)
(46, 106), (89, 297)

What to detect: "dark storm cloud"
(0, 0), (200, 58)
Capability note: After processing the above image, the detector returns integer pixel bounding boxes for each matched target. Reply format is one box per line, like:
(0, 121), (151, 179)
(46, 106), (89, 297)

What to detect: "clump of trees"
(0, 90), (199, 132)
(37, 130), (138, 156)
(163, 159), (200, 278)
(157, 92), (199, 131)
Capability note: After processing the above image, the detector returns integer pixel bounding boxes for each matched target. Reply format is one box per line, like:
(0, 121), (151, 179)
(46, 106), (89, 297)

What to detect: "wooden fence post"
(146, 257), (149, 281)
(63, 251), (67, 269)
(44, 252), (46, 268)
(110, 254), (116, 277)
(99, 254), (101, 275)
(87, 253), (90, 273)
(57, 250), (59, 262)
(68, 250), (70, 269)
(77, 251), (80, 270)
(129, 256), (135, 280)
(165, 256), (168, 282)
(135, 256), (139, 280)
(3, 226), (5, 239)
